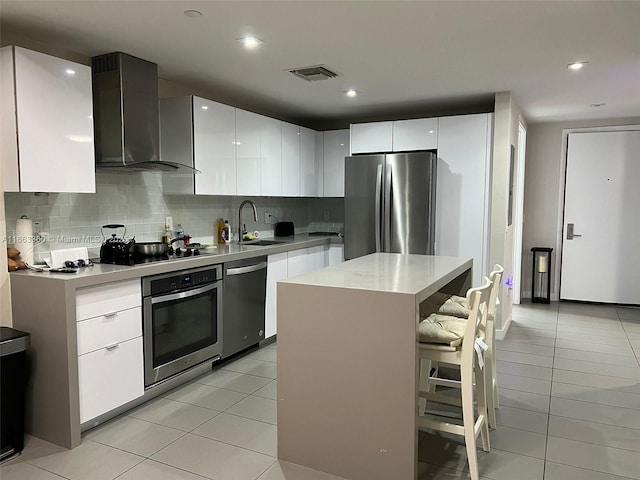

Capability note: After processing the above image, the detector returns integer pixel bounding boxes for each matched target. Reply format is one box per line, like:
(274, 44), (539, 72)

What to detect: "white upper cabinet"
(261, 116), (282, 196)
(193, 98), (237, 195)
(436, 113), (492, 286)
(1, 46), (95, 193)
(235, 109), (262, 196)
(315, 131), (324, 196)
(350, 118), (438, 155)
(322, 129), (350, 197)
(300, 126), (318, 197)
(161, 96), (237, 195)
(281, 122), (301, 196)
(350, 121), (393, 154)
(393, 118), (438, 151)
(236, 110), (282, 196)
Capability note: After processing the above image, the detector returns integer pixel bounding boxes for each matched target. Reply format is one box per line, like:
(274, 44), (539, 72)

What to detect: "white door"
(561, 130), (640, 304)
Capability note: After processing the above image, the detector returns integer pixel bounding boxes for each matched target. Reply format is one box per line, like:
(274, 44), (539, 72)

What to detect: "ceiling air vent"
(288, 65), (341, 82)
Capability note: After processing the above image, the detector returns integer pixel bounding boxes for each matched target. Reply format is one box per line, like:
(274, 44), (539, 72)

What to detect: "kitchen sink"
(242, 240), (286, 246)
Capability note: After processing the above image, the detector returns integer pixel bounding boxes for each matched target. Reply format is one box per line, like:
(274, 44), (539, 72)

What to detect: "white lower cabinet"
(77, 307), (142, 356)
(75, 279), (143, 424)
(286, 246), (325, 278)
(307, 246), (326, 271)
(78, 337), (144, 424)
(327, 244), (345, 266)
(266, 253), (288, 339)
(266, 244), (343, 339)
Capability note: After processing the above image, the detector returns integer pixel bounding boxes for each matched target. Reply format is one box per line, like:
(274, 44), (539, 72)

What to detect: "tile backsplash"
(4, 172), (344, 262)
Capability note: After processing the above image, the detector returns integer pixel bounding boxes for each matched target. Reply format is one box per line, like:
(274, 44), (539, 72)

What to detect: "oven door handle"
(226, 262), (267, 276)
(151, 282), (220, 305)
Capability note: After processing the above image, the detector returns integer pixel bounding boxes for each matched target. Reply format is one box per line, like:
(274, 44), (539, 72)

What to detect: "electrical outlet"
(323, 210), (330, 221)
(165, 216), (173, 231)
(33, 221), (42, 236)
(264, 212), (271, 224)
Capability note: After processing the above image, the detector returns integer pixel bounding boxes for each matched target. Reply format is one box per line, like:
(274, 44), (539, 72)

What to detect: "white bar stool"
(429, 264), (503, 428)
(416, 277), (492, 480)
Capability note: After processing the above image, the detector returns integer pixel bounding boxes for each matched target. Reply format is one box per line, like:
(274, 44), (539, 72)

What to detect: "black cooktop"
(95, 246), (204, 266)
(308, 231), (341, 236)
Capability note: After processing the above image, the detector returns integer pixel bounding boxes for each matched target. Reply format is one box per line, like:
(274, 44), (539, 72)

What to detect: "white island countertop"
(277, 253), (473, 480)
(281, 252), (472, 301)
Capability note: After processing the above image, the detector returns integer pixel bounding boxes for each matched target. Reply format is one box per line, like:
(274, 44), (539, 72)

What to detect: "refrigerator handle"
(384, 162), (392, 251)
(375, 164), (383, 252)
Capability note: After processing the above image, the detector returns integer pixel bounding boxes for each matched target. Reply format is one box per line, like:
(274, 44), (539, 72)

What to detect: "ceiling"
(2, 1), (639, 129)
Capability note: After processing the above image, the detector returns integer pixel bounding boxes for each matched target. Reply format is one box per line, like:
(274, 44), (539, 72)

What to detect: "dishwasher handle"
(226, 262), (267, 276)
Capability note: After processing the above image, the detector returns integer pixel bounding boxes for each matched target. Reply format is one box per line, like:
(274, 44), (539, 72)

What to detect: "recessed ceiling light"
(65, 69), (75, 75)
(238, 36), (263, 49)
(567, 61), (588, 71)
(590, 103), (606, 108)
(345, 89), (358, 97)
(428, 130), (434, 134)
(184, 10), (203, 18)
(201, 105), (209, 110)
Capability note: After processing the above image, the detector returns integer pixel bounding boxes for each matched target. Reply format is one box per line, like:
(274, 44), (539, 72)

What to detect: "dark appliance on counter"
(99, 224), (135, 265)
(274, 221), (294, 237)
(142, 264), (223, 388)
(222, 257), (267, 359)
(344, 152), (437, 260)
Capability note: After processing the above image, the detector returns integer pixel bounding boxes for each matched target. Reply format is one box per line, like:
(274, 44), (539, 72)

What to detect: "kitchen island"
(277, 253), (472, 480)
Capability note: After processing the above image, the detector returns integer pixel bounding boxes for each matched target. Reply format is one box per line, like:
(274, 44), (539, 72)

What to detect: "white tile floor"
(418, 302), (640, 480)
(2, 302), (639, 480)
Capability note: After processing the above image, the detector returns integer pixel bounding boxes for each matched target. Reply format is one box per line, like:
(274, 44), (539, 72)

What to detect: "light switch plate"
(264, 212), (271, 224)
(165, 216), (173, 231)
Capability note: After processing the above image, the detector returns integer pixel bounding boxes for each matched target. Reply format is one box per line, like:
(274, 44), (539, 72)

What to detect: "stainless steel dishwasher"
(222, 256), (267, 358)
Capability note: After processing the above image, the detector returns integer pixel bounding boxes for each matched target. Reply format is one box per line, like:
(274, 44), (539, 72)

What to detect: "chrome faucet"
(238, 200), (258, 242)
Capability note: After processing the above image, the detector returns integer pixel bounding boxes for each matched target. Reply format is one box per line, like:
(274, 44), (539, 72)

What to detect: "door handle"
(566, 223), (582, 240)
(375, 164), (382, 252)
(226, 262), (267, 276)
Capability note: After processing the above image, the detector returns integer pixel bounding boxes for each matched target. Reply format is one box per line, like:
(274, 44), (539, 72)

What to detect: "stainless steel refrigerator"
(344, 152), (436, 260)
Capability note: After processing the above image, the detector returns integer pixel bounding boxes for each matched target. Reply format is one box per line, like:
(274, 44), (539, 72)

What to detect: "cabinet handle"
(104, 312), (118, 318)
(105, 343), (119, 351)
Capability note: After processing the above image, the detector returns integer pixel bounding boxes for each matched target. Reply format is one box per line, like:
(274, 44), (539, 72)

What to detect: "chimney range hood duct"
(92, 52), (197, 173)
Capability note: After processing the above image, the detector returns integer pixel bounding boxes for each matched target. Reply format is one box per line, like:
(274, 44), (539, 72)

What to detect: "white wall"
(491, 92), (524, 334)
(522, 116), (640, 300)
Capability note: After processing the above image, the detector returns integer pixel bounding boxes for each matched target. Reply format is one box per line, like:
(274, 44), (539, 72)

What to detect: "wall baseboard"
(496, 314), (512, 341)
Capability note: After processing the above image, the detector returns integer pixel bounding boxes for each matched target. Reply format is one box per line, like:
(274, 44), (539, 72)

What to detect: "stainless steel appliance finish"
(222, 256), (267, 358)
(238, 200), (258, 242)
(91, 52), (196, 173)
(142, 265), (223, 388)
(133, 242), (169, 257)
(344, 152), (436, 260)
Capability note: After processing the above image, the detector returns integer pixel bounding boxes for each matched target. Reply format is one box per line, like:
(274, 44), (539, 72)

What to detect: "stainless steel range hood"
(92, 52), (197, 173)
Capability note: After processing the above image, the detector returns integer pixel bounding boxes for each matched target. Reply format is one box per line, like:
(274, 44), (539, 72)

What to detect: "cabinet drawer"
(76, 279), (141, 321)
(77, 306), (142, 355)
(78, 336), (144, 424)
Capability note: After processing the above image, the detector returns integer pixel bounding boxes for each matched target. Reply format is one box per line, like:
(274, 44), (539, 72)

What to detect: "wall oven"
(142, 264), (223, 388)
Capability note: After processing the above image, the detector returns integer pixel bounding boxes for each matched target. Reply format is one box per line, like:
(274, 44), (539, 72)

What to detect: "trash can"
(0, 327), (30, 462)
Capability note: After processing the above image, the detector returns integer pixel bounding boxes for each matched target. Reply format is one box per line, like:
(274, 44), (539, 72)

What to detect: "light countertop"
(10, 234), (342, 288)
(280, 252), (472, 303)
